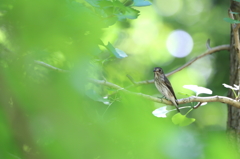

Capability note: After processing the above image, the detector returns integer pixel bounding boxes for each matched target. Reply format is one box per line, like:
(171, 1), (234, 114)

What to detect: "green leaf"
(115, 48), (128, 58)
(85, 0), (101, 7)
(98, 39), (105, 46)
(105, 42), (128, 58)
(223, 17), (240, 24)
(102, 16), (118, 27)
(183, 85), (212, 96)
(172, 113), (196, 126)
(98, 0), (113, 8)
(152, 106), (177, 118)
(234, 0), (240, 2)
(85, 89), (109, 103)
(132, 0), (152, 7)
(116, 7), (139, 20)
(87, 0), (140, 21)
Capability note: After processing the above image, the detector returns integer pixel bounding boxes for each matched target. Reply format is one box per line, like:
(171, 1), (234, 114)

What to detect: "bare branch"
(179, 96), (240, 108)
(34, 60), (69, 73)
(89, 79), (240, 109)
(89, 79), (173, 103)
(193, 102), (202, 109)
(34, 61), (240, 108)
(34, 43), (230, 87)
(126, 79), (154, 87)
(126, 74), (137, 85)
(129, 44), (230, 86)
(166, 44), (230, 76)
(89, 78), (124, 90)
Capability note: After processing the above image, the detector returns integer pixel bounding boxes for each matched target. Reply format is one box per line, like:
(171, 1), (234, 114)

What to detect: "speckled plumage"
(153, 67), (180, 112)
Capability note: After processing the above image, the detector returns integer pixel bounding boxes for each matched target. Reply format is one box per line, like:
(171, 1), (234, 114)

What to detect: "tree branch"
(34, 44), (230, 87)
(167, 44), (230, 76)
(179, 95), (240, 108)
(89, 79), (240, 109)
(34, 60), (69, 73)
(35, 61), (240, 108)
(127, 44), (230, 86)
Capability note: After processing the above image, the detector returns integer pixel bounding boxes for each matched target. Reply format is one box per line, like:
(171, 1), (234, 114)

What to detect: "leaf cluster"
(85, 0), (151, 27)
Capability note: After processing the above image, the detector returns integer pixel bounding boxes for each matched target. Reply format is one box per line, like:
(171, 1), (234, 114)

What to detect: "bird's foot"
(157, 95), (166, 99)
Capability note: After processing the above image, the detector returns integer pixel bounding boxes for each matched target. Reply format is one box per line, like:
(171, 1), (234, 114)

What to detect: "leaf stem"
(232, 88), (238, 98)
(185, 108), (193, 116)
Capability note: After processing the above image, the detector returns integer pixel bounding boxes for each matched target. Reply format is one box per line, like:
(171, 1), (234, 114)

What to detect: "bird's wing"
(164, 76), (178, 103)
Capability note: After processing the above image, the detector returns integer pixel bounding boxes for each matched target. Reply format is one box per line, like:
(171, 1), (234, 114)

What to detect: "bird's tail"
(174, 100), (180, 112)
(175, 106), (180, 112)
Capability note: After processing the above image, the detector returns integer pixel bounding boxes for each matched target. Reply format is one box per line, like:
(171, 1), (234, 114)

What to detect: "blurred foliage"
(0, 0), (238, 159)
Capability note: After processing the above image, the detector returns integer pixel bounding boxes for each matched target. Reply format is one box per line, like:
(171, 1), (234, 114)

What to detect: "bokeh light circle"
(166, 30), (193, 58)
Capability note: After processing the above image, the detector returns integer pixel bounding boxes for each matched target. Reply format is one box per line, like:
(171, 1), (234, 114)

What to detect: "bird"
(153, 67), (180, 112)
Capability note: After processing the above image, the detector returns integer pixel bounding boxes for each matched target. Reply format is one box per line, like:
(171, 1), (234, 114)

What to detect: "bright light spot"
(153, 0), (182, 16)
(166, 30), (193, 58)
(183, 85), (212, 96)
(152, 106), (176, 118)
(223, 83), (239, 90)
(0, 29), (6, 43)
(103, 96), (110, 105)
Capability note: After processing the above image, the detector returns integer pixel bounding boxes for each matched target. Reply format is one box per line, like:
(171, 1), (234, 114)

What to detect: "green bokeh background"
(0, 0), (237, 159)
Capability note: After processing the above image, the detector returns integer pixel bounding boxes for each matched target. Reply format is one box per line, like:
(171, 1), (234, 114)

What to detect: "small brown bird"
(153, 67), (180, 112)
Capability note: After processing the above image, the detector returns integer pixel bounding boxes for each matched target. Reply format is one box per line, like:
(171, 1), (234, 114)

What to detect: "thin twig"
(206, 39), (211, 50)
(34, 44), (230, 86)
(193, 102), (202, 109)
(166, 44), (230, 76)
(89, 79), (240, 108)
(127, 44), (230, 87)
(34, 60), (69, 73)
(35, 61), (240, 108)
(126, 74), (137, 85)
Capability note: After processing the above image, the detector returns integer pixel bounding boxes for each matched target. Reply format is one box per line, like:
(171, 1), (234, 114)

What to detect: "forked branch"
(35, 44), (234, 108)
(126, 44), (230, 86)
(89, 79), (240, 108)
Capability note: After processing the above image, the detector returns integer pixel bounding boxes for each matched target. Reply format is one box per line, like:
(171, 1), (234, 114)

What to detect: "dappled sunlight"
(0, 0), (234, 158)
(0, 29), (6, 43)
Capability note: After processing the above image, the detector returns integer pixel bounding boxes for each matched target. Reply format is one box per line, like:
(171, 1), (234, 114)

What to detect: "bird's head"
(153, 67), (163, 73)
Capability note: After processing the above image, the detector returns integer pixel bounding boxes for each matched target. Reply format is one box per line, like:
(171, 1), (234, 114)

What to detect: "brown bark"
(228, 0), (240, 151)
